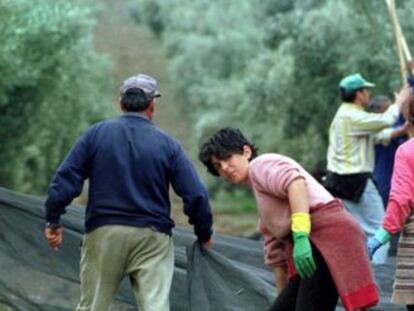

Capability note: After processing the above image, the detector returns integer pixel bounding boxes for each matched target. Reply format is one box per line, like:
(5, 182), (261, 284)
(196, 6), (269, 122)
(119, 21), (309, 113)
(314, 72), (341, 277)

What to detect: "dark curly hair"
(198, 128), (258, 176)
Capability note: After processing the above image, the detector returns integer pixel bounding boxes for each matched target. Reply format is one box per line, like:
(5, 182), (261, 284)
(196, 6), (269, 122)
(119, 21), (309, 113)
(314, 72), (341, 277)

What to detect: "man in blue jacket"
(44, 74), (213, 311)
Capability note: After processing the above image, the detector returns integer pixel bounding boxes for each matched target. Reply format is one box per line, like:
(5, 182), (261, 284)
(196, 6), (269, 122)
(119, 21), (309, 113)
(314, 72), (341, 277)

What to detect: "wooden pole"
(385, 0), (410, 83)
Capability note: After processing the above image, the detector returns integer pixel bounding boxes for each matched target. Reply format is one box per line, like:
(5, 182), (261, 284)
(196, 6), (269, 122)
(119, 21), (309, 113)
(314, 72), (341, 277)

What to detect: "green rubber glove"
(374, 227), (392, 244)
(293, 232), (316, 279)
(367, 227), (392, 260)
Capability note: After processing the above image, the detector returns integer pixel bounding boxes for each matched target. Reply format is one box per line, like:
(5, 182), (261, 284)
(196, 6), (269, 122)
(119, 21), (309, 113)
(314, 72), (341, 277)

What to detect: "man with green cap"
(325, 73), (409, 264)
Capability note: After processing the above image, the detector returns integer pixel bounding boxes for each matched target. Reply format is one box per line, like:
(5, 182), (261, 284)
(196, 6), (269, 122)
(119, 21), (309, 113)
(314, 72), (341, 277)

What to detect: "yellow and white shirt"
(327, 103), (399, 174)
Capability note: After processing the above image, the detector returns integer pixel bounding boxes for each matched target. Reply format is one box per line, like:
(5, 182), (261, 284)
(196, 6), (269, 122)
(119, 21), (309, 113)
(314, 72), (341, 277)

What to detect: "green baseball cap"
(339, 73), (375, 91)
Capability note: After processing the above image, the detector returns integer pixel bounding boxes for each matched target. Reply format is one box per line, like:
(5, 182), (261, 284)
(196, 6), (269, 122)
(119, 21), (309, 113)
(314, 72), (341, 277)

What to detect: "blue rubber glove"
(367, 227), (392, 260)
(292, 232), (316, 279)
(366, 237), (383, 260)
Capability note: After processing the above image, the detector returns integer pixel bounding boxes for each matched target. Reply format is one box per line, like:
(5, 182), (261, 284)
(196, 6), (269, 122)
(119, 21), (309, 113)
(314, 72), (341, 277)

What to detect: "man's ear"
(146, 99), (156, 119)
(149, 99), (155, 112)
(119, 98), (126, 112)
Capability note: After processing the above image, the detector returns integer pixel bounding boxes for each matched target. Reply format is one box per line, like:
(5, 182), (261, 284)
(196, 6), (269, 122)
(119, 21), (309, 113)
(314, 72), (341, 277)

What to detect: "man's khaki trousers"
(75, 225), (174, 311)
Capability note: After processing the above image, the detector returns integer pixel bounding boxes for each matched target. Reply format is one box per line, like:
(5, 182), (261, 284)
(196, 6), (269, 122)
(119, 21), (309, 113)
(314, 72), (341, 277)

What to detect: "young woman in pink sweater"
(199, 128), (378, 311)
(368, 96), (414, 310)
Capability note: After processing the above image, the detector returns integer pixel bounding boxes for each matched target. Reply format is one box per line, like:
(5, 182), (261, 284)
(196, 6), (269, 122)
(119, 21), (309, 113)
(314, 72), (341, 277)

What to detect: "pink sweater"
(250, 154), (333, 267)
(249, 154), (333, 239)
(383, 138), (414, 234)
(250, 154), (379, 310)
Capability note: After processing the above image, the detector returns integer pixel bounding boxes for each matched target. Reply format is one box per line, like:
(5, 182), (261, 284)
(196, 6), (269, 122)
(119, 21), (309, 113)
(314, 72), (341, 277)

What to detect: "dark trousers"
(269, 245), (338, 311)
(407, 305), (414, 311)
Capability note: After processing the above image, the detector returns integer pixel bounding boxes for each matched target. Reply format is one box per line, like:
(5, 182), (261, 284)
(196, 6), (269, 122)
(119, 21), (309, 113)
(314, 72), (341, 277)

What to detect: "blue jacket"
(45, 113), (213, 242)
(373, 114), (408, 206)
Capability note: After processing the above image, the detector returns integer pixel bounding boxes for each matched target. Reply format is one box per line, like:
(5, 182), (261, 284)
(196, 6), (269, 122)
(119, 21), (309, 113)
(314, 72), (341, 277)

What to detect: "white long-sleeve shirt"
(327, 103), (399, 174)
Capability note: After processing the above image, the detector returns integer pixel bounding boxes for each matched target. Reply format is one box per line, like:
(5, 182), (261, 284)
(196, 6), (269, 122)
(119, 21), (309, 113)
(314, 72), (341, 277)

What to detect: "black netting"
(0, 187), (275, 310)
(0, 187), (405, 310)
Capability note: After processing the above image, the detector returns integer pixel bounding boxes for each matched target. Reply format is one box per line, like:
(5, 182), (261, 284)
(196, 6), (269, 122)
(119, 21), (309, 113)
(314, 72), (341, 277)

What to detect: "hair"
(198, 128), (258, 176)
(120, 88), (151, 112)
(405, 94), (414, 126)
(367, 95), (390, 113)
(340, 87), (364, 102)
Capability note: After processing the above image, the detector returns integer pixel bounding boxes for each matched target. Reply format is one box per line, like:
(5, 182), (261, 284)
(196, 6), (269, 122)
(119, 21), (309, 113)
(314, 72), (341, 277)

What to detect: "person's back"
(44, 74), (213, 311)
(75, 114), (198, 235)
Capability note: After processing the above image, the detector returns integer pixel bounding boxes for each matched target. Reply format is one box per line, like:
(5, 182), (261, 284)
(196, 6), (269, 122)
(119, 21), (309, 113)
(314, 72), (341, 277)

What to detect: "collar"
(122, 112), (150, 120)
(341, 102), (364, 110)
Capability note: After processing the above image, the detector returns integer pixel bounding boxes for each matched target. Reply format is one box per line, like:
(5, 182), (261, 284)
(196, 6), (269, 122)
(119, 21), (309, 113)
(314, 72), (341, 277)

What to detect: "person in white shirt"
(325, 73), (409, 264)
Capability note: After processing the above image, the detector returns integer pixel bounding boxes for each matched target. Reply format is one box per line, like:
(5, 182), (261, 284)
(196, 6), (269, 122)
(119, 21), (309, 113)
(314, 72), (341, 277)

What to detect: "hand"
(366, 237), (383, 260)
(44, 226), (63, 251)
(402, 121), (410, 132)
(292, 232), (316, 279)
(202, 238), (213, 249)
(394, 85), (410, 109)
(367, 227), (392, 260)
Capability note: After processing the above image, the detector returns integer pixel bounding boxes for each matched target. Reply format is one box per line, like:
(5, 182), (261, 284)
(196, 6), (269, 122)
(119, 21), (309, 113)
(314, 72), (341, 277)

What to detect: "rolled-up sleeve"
(374, 128), (393, 146)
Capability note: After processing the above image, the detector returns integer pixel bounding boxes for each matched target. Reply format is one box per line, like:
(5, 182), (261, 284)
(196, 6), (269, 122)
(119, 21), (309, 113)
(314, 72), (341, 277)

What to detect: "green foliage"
(0, 0), (111, 193)
(138, 0), (414, 196)
(138, 1), (164, 37)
